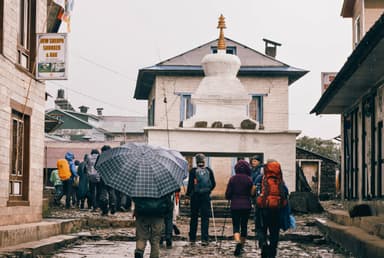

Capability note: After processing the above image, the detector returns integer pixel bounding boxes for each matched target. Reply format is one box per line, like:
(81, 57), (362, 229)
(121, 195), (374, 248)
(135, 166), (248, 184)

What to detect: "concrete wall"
(146, 128), (299, 195)
(0, 0), (47, 226)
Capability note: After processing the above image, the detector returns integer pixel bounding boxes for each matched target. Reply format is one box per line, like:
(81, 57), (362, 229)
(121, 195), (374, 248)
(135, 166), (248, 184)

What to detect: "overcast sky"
(46, 0), (352, 139)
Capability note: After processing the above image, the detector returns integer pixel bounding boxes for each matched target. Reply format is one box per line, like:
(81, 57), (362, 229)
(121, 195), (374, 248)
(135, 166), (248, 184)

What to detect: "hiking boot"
(101, 211), (108, 216)
(134, 250), (144, 258)
(110, 206), (116, 215)
(201, 240), (209, 246)
(234, 243), (242, 256)
(173, 224), (180, 235)
(166, 239), (172, 249)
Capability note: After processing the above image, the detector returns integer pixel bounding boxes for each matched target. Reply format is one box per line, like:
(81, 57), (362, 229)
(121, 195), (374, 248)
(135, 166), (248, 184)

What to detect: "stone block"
(240, 119), (256, 129)
(194, 121), (208, 128)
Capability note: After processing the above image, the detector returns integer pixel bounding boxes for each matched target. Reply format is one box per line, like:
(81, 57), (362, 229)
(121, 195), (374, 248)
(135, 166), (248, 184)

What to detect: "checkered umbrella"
(94, 143), (188, 198)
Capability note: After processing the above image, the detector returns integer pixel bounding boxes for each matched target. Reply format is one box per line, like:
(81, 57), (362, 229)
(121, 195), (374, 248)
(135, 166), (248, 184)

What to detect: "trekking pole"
(210, 200), (218, 243)
(218, 200), (230, 251)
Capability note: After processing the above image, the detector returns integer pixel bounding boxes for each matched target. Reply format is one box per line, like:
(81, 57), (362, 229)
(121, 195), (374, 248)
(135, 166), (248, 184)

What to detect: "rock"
(349, 204), (372, 217)
(211, 121), (223, 128)
(223, 123), (235, 129)
(289, 192), (324, 213)
(240, 119), (256, 129)
(194, 121), (208, 128)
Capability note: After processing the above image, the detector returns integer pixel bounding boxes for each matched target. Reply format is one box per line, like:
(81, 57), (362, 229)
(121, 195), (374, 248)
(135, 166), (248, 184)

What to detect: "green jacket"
(50, 169), (62, 186)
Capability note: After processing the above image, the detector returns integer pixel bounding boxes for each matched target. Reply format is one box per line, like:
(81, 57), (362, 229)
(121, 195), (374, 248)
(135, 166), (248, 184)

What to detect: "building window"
(148, 99), (155, 126)
(17, 0), (36, 71)
(248, 95), (264, 124)
(0, 0), (3, 53)
(354, 16), (361, 47)
(211, 46), (237, 55)
(9, 108), (30, 204)
(180, 94), (194, 122)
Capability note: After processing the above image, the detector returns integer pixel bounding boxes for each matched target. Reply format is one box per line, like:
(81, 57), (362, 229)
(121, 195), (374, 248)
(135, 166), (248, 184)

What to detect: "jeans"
(53, 185), (63, 205)
(89, 181), (101, 209)
(189, 192), (211, 242)
(163, 209), (173, 241)
(62, 179), (72, 209)
(255, 208), (281, 257)
(135, 216), (163, 258)
(100, 180), (116, 214)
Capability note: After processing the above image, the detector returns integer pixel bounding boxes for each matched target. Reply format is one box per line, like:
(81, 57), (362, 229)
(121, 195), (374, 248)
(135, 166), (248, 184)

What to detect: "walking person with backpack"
(225, 160), (253, 256)
(253, 159), (288, 258)
(186, 153), (216, 246)
(133, 193), (173, 258)
(57, 152), (78, 209)
(49, 168), (63, 206)
(87, 149), (102, 211)
(77, 154), (91, 209)
(99, 145), (116, 216)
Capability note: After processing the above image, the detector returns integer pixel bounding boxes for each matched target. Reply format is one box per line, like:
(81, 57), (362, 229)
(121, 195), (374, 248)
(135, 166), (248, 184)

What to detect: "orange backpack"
(256, 161), (287, 209)
(57, 159), (71, 181)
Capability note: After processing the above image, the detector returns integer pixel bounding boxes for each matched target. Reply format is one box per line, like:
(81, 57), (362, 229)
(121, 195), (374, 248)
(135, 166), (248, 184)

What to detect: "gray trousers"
(135, 216), (163, 258)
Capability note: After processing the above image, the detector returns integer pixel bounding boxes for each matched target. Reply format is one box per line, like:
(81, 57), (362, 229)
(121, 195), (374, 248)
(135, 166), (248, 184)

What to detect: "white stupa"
(183, 15), (255, 129)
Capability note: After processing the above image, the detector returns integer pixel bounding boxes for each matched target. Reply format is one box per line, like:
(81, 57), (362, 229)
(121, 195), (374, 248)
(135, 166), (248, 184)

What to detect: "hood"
(65, 152), (74, 161)
(234, 160), (251, 176)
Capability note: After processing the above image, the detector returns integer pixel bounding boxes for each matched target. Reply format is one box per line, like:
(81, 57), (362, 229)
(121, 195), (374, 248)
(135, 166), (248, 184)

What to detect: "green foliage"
(297, 136), (340, 162)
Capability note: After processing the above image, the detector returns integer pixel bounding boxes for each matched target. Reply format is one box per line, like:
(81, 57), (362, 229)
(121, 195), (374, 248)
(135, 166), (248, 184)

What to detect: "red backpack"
(256, 161), (287, 209)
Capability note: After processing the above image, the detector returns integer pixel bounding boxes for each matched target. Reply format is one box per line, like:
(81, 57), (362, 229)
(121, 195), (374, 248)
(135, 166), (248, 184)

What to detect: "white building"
(134, 16), (308, 196)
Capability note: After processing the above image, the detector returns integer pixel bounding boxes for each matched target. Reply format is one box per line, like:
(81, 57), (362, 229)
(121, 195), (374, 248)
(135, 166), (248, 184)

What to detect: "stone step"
(0, 219), (82, 248)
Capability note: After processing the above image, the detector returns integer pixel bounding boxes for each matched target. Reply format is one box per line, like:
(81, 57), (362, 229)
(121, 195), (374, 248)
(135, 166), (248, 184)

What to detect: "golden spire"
(217, 14), (226, 50)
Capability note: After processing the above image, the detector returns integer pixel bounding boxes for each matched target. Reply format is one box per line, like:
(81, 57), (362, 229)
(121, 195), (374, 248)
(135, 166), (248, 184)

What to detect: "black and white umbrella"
(95, 143), (188, 198)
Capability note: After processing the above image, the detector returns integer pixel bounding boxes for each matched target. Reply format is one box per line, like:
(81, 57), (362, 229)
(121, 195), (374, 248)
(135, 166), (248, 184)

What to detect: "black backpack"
(133, 194), (173, 216)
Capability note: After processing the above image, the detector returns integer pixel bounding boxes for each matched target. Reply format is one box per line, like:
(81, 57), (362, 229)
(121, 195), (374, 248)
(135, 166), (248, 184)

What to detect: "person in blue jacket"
(63, 152), (78, 209)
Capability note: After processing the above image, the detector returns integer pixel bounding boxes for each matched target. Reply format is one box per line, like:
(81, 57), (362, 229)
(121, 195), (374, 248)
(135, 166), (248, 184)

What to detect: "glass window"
(180, 94), (194, 122)
(211, 46), (237, 55)
(148, 99), (155, 126)
(9, 109), (30, 202)
(249, 95), (264, 124)
(17, 0), (36, 71)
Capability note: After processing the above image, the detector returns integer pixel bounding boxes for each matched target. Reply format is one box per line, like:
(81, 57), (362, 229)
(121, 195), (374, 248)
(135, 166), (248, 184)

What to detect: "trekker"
(186, 153), (216, 246)
(160, 188), (180, 249)
(62, 152), (78, 209)
(87, 149), (102, 211)
(77, 154), (91, 209)
(99, 145), (116, 216)
(252, 159), (288, 258)
(49, 168), (63, 206)
(133, 193), (173, 258)
(225, 160), (253, 256)
(250, 155), (263, 184)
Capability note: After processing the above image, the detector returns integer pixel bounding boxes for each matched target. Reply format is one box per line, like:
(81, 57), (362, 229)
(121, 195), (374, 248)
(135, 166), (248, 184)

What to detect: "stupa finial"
(217, 14), (226, 50)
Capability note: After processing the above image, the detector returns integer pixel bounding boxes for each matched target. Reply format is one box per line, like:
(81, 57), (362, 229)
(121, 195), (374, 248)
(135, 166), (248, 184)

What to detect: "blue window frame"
(211, 46), (237, 55)
(248, 95), (265, 124)
(180, 94), (194, 122)
(148, 99), (155, 126)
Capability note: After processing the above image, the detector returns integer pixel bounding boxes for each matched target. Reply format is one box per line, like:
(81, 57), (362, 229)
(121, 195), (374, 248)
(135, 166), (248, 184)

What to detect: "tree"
(296, 136), (340, 162)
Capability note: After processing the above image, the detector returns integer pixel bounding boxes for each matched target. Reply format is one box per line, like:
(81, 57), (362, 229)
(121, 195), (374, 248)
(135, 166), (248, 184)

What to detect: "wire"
(47, 81), (145, 115)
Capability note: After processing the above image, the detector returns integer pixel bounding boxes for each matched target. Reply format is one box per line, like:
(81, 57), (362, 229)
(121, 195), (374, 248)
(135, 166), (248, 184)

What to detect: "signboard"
(321, 72), (337, 94)
(36, 33), (68, 80)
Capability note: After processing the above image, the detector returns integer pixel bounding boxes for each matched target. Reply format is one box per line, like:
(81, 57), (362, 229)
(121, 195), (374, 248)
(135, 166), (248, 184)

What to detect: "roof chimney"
(79, 105), (89, 113)
(262, 38), (281, 58)
(54, 89), (75, 111)
(96, 108), (104, 116)
(57, 88), (65, 99)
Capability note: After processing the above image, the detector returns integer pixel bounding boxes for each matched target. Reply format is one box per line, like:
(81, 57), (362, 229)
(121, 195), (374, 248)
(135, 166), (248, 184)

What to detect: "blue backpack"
(194, 167), (212, 193)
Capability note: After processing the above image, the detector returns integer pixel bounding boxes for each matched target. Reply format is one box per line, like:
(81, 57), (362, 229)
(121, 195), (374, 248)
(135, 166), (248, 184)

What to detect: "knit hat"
(235, 160), (251, 175)
(250, 155), (262, 162)
(195, 153), (206, 163)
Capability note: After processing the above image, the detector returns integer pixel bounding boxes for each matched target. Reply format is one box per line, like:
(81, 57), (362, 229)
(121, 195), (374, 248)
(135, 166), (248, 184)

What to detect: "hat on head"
(265, 160), (281, 174)
(235, 160), (251, 175)
(195, 153), (206, 163)
(250, 155), (262, 162)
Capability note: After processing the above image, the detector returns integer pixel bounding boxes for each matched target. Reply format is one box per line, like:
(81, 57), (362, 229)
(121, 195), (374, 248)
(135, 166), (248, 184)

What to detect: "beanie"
(195, 153), (206, 163)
